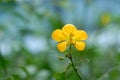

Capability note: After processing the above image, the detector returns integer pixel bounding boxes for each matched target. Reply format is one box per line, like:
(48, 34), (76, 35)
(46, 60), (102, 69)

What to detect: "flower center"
(68, 32), (75, 45)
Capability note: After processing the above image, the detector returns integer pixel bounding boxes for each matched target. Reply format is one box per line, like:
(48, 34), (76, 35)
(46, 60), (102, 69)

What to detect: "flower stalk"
(66, 45), (84, 80)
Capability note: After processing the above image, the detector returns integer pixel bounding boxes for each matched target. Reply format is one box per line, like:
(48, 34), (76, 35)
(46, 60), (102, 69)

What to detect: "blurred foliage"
(0, 0), (120, 80)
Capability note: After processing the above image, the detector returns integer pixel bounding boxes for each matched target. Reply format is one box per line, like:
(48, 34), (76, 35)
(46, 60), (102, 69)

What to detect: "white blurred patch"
(16, 68), (27, 78)
(23, 35), (48, 54)
(96, 24), (120, 52)
(88, 24), (120, 53)
(1, 40), (12, 56)
(35, 69), (50, 80)
(25, 65), (37, 75)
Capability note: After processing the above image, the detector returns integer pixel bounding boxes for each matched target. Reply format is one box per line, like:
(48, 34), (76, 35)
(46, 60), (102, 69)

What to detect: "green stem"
(67, 45), (84, 80)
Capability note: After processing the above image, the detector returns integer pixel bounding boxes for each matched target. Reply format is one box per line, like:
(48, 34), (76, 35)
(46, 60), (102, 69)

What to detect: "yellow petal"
(62, 24), (77, 35)
(57, 41), (67, 52)
(74, 30), (88, 40)
(52, 29), (67, 42)
(74, 42), (85, 51)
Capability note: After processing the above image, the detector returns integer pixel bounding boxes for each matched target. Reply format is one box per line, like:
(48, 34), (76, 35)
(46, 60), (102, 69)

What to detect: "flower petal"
(57, 41), (67, 52)
(74, 30), (88, 40)
(52, 29), (67, 42)
(62, 24), (77, 35)
(74, 42), (85, 51)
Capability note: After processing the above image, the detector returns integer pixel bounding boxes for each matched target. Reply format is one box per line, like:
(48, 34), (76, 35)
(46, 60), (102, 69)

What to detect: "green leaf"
(54, 62), (72, 80)
(64, 62), (72, 73)
(12, 74), (21, 80)
(54, 72), (66, 80)
(19, 66), (30, 77)
(58, 56), (65, 60)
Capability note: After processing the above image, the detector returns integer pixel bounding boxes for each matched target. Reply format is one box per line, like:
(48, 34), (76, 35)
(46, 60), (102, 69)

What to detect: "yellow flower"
(101, 13), (111, 25)
(52, 24), (88, 52)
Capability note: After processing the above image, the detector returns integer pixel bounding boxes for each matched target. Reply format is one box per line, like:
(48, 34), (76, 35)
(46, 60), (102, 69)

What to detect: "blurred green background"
(0, 0), (120, 80)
